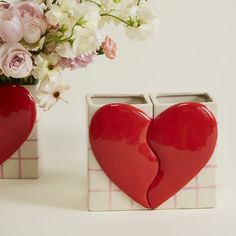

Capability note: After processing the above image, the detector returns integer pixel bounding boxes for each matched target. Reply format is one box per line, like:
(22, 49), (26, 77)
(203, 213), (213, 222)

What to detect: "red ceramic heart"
(0, 85), (36, 165)
(89, 104), (159, 208)
(89, 102), (217, 209)
(147, 103), (217, 208)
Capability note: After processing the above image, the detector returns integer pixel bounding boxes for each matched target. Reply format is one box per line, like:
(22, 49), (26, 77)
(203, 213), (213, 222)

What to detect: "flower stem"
(100, 13), (129, 26)
(84, 0), (102, 7)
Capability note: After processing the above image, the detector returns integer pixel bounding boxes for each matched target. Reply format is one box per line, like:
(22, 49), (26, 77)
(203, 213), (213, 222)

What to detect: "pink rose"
(0, 6), (24, 42)
(16, 1), (44, 19)
(0, 2), (10, 9)
(16, 1), (47, 44)
(0, 43), (33, 78)
(23, 16), (47, 44)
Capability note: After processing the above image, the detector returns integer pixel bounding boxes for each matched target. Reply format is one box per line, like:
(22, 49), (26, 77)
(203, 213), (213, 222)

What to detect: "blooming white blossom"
(45, 5), (68, 26)
(98, 0), (135, 12)
(125, 3), (160, 40)
(37, 74), (70, 110)
(97, 0), (135, 26)
(0, 0), (160, 110)
(32, 53), (61, 82)
(74, 2), (101, 30)
(56, 27), (101, 58)
(57, 0), (79, 15)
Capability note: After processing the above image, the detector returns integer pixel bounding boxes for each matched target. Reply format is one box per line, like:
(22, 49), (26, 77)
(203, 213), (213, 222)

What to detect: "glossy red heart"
(0, 85), (36, 165)
(147, 103), (217, 208)
(89, 102), (217, 209)
(89, 104), (159, 208)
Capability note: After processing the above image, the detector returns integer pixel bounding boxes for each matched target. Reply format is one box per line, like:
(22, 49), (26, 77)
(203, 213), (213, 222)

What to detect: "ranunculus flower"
(23, 17), (47, 44)
(16, 1), (47, 44)
(0, 2), (10, 10)
(0, 43), (33, 78)
(16, 1), (44, 18)
(0, 6), (24, 42)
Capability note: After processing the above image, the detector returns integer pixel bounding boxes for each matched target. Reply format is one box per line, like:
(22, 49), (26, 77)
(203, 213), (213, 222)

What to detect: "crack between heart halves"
(145, 120), (161, 209)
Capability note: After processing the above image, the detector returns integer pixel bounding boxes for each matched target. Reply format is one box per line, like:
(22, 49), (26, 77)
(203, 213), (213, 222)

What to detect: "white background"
(1, 0), (236, 235)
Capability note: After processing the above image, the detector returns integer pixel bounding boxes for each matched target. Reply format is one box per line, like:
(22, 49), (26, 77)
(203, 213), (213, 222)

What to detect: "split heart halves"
(89, 103), (217, 209)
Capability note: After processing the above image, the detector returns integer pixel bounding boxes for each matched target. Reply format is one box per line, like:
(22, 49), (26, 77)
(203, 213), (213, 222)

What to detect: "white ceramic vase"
(87, 93), (217, 211)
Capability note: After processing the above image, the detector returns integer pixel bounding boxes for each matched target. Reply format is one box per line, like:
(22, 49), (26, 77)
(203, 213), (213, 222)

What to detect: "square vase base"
(87, 93), (217, 211)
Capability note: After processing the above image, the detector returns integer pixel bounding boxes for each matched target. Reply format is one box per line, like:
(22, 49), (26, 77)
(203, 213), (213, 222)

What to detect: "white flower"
(32, 53), (61, 82)
(74, 27), (101, 55)
(98, 0), (135, 27)
(45, 5), (68, 26)
(58, 0), (78, 15)
(37, 75), (70, 110)
(125, 3), (160, 41)
(99, 0), (135, 11)
(54, 41), (76, 59)
(74, 2), (101, 30)
(56, 27), (101, 58)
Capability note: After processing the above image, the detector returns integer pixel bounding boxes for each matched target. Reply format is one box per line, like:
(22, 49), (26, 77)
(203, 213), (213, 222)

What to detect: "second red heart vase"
(89, 102), (217, 209)
(0, 85), (36, 166)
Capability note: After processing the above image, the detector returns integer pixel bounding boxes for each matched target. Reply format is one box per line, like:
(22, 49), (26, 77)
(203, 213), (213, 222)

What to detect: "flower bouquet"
(0, 0), (159, 179)
(0, 0), (160, 110)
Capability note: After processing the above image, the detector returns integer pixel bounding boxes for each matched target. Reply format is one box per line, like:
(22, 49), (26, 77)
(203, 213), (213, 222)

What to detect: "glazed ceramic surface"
(87, 93), (218, 211)
(87, 94), (153, 211)
(0, 85), (43, 179)
(0, 85), (36, 165)
(150, 93), (218, 209)
(90, 102), (217, 209)
(90, 104), (158, 208)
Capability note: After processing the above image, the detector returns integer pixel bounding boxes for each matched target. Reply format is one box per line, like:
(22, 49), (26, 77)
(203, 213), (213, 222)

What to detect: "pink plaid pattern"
(88, 148), (217, 211)
(87, 94), (217, 211)
(0, 119), (42, 179)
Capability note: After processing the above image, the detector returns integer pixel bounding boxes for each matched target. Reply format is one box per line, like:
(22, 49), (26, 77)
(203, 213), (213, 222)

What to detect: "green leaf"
(0, 76), (38, 85)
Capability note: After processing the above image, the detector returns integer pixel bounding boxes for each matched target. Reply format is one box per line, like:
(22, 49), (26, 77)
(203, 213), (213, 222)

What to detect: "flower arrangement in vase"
(0, 0), (160, 110)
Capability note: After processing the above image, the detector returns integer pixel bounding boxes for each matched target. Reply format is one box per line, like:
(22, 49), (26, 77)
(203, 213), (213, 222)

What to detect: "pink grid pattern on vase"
(87, 93), (217, 211)
(0, 118), (43, 179)
(88, 148), (217, 211)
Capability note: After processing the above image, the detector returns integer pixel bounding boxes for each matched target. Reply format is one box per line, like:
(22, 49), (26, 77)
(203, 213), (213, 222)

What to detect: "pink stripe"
(183, 185), (217, 190)
(18, 149), (22, 179)
(108, 181), (112, 210)
(88, 165), (216, 172)
(195, 176), (199, 208)
(11, 157), (38, 161)
(173, 195), (177, 208)
(89, 189), (121, 193)
(89, 185), (217, 193)
(88, 168), (102, 172)
(0, 165), (4, 179)
(130, 199), (134, 209)
(204, 164), (217, 169)
(27, 139), (38, 142)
